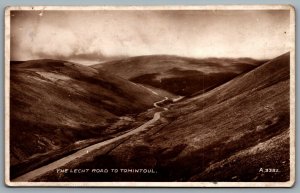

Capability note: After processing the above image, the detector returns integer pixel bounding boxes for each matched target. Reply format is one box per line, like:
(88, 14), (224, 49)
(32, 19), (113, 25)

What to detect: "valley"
(10, 53), (290, 182)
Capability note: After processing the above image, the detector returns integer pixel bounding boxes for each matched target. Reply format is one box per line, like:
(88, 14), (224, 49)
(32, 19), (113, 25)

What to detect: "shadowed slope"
(10, 59), (162, 167)
(93, 55), (267, 96)
(43, 52), (290, 182)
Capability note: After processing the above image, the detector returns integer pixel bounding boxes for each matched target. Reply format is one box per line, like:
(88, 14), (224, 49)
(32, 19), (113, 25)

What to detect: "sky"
(10, 9), (291, 64)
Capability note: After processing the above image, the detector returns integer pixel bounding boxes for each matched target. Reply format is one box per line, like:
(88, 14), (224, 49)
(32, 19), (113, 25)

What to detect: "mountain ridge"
(92, 55), (268, 96)
(10, 59), (162, 167)
(40, 52), (291, 182)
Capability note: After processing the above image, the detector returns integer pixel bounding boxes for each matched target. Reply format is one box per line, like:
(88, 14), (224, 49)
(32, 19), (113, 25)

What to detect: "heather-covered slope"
(93, 55), (267, 96)
(44, 52), (290, 182)
(10, 59), (162, 166)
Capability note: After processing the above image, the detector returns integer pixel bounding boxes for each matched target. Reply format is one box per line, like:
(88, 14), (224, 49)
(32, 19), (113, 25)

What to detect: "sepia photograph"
(4, 5), (295, 187)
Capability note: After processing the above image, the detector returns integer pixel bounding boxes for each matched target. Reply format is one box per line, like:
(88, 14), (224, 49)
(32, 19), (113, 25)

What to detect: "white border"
(4, 5), (296, 187)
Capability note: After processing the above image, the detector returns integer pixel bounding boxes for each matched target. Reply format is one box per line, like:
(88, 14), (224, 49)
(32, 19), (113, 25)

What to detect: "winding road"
(13, 97), (171, 182)
(154, 97), (169, 111)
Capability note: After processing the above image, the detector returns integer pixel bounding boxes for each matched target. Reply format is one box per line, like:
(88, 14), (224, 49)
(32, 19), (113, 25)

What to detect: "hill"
(93, 55), (268, 96)
(10, 59), (162, 169)
(46, 52), (291, 182)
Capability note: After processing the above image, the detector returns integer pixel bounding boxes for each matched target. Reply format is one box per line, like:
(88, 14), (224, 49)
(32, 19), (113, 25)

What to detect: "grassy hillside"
(42, 52), (290, 182)
(10, 59), (162, 169)
(93, 55), (267, 96)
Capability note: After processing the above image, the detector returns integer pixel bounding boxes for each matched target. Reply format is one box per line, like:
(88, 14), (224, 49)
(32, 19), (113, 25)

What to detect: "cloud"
(10, 10), (291, 64)
(32, 25), (78, 58)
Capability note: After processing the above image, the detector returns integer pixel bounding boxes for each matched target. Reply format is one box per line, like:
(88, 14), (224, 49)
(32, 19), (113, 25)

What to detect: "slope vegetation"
(10, 59), (162, 168)
(93, 55), (267, 96)
(45, 52), (290, 182)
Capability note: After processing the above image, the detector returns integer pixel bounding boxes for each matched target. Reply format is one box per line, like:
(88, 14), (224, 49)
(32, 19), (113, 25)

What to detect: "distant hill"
(56, 52), (290, 182)
(10, 59), (162, 167)
(93, 55), (268, 96)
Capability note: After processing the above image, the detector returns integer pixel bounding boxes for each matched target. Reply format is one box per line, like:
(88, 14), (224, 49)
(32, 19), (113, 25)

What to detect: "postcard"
(4, 5), (295, 187)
